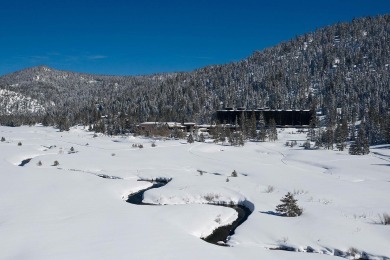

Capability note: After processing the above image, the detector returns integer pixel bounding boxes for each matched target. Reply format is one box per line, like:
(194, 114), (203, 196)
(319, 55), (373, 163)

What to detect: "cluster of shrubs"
(285, 140), (298, 147)
(36, 160), (60, 166)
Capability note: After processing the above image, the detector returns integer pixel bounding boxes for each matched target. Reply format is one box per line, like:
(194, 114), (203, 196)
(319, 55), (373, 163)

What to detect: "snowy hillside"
(0, 89), (46, 115)
(0, 125), (389, 259)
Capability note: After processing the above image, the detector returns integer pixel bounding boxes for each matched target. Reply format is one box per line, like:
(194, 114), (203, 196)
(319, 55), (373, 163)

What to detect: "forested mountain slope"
(0, 15), (389, 142)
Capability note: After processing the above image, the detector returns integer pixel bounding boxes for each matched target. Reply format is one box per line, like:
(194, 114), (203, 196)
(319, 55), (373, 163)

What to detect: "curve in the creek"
(126, 178), (253, 246)
(18, 158), (32, 166)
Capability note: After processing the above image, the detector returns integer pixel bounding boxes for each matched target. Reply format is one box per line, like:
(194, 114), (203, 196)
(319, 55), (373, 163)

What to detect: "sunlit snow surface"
(0, 125), (389, 259)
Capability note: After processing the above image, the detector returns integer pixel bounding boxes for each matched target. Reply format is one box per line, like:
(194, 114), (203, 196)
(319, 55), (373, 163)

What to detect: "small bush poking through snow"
(264, 185), (275, 193)
(378, 213), (390, 225)
(231, 170), (238, 177)
(151, 142), (156, 147)
(276, 192), (303, 217)
(1, 137), (5, 142)
(111, 153), (116, 156)
(293, 189), (307, 195)
(197, 170), (205, 176)
(53, 160), (59, 166)
(70, 146), (74, 152)
(18, 141), (22, 146)
(347, 247), (360, 258)
(204, 193), (220, 202)
(37, 161), (42, 166)
(277, 237), (289, 243)
(138, 144), (143, 148)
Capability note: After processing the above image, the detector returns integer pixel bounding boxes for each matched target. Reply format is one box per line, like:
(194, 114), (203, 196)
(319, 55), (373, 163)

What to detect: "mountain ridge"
(0, 15), (389, 144)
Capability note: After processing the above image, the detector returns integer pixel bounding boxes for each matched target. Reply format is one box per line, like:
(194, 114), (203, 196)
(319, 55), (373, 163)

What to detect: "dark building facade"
(216, 109), (312, 127)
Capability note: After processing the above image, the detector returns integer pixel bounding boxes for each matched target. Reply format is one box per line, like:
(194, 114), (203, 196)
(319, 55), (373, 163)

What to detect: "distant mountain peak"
(36, 65), (52, 72)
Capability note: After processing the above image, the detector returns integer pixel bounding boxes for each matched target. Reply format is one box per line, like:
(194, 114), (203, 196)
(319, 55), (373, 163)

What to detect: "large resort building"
(216, 108), (312, 127)
(138, 108), (312, 137)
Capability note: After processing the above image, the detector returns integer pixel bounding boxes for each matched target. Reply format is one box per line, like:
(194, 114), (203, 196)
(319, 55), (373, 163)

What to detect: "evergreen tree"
(238, 132), (245, 146)
(334, 117), (348, 151)
(308, 104), (318, 142)
(228, 131), (245, 146)
(349, 121), (370, 155)
(385, 113), (390, 144)
(187, 134), (194, 144)
(267, 118), (278, 141)
(199, 133), (205, 142)
(240, 111), (247, 139)
(257, 112), (266, 141)
(324, 126), (334, 150)
(275, 192), (303, 217)
(249, 111), (257, 140)
(212, 123), (222, 143)
(340, 117), (349, 148)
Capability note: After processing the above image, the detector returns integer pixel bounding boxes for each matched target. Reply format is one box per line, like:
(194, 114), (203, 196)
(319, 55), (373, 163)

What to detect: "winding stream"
(126, 179), (253, 246)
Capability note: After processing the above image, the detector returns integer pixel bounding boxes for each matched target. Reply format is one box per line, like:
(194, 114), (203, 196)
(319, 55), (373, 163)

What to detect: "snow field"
(0, 125), (389, 259)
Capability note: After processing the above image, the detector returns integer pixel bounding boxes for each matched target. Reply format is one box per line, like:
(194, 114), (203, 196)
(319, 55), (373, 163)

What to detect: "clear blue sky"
(1, 0), (389, 76)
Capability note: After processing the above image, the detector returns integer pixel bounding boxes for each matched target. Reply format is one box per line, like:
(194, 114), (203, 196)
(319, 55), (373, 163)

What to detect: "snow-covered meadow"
(0, 125), (389, 259)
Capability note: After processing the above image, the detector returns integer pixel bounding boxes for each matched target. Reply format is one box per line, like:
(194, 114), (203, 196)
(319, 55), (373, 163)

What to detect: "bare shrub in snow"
(151, 142), (156, 147)
(204, 193), (219, 202)
(293, 189), (307, 195)
(1, 137), (5, 142)
(378, 213), (390, 225)
(53, 160), (59, 166)
(204, 194), (214, 202)
(231, 170), (238, 177)
(197, 169), (205, 176)
(18, 141), (22, 146)
(37, 160), (42, 166)
(277, 237), (289, 243)
(347, 247), (360, 258)
(138, 144), (143, 148)
(264, 185), (275, 193)
(111, 153), (116, 156)
(276, 192), (303, 217)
